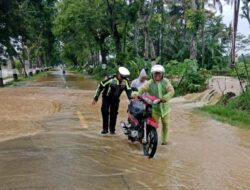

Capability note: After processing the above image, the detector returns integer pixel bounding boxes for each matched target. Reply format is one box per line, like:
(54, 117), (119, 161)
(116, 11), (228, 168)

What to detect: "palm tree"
(190, 0), (223, 60)
(201, 0), (223, 67)
(201, 0), (239, 68)
(230, 0), (241, 67)
(241, 0), (250, 26)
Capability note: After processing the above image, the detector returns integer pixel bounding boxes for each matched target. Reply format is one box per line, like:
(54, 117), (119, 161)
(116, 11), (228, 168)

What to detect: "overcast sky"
(218, 3), (250, 54)
(221, 3), (250, 36)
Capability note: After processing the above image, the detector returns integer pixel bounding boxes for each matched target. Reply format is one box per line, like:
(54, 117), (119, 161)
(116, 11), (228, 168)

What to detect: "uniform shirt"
(94, 75), (132, 101)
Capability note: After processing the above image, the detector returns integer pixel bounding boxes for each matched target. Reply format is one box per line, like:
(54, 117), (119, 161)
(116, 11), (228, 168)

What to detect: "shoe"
(110, 131), (116, 135)
(101, 130), (108, 134)
(161, 142), (168, 145)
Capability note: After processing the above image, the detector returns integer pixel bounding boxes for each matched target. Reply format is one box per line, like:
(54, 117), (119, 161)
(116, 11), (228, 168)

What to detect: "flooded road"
(0, 70), (249, 190)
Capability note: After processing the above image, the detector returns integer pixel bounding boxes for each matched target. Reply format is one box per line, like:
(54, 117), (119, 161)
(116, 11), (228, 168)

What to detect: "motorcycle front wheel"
(143, 126), (158, 158)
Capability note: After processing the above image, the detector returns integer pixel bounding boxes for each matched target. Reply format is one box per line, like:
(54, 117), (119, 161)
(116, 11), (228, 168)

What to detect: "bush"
(87, 58), (211, 96)
(15, 60), (22, 74)
(199, 89), (250, 128)
(229, 61), (250, 80)
(89, 57), (151, 81)
(126, 57), (151, 79)
(226, 89), (250, 113)
(165, 59), (211, 95)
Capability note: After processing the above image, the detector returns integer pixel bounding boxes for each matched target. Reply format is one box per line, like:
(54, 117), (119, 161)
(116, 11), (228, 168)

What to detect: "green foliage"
(226, 89), (250, 113)
(90, 56), (151, 81)
(126, 57), (151, 79)
(199, 89), (250, 128)
(51, 0), (235, 76)
(241, 0), (250, 27)
(15, 60), (22, 74)
(0, 0), (58, 68)
(164, 60), (184, 77)
(165, 59), (211, 95)
(229, 61), (250, 80)
(91, 62), (118, 81)
(210, 64), (231, 75)
(53, 0), (142, 67)
(186, 9), (205, 33)
(199, 105), (250, 129)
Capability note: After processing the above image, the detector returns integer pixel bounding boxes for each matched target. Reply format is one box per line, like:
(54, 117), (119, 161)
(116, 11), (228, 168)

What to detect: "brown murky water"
(0, 70), (249, 190)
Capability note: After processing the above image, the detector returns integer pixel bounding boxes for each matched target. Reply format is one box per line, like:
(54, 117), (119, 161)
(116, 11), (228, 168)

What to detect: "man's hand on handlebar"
(160, 97), (167, 103)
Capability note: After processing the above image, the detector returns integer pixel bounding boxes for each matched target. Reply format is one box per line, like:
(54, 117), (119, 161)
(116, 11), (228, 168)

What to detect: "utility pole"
(0, 63), (3, 87)
(160, 0), (164, 65)
(201, 0), (205, 68)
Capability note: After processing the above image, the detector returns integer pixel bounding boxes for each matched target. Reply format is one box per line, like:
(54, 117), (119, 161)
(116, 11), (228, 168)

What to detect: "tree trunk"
(43, 54), (47, 69)
(148, 34), (156, 60)
(201, 0), (205, 67)
(231, 0), (241, 67)
(99, 33), (109, 65)
(18, 55), (28, 77)
(134, 23), (139, 56)
(10, 56), (18, 81)
(72, 55), (78, 68)
(144, 28), (156, 61)
(0, 64), (3, 87)
(122, 21), (128, 53)
(144, 31), (149, 60)
(105, 0), (122, 65)
(159, 0), (164, 64)
(100, 45), (108, 65)
(27, 48), (33, 76)
(189, 0), (198, 60)
(113, 23), (122, 64)
(190, 35), (197, 59)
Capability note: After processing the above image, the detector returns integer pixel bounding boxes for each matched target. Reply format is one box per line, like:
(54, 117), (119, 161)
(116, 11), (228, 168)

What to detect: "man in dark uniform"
(92, 67), (132, 134)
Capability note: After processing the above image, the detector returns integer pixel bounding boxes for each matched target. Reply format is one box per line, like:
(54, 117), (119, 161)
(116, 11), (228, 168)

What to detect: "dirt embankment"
(182, 76), (246, 105)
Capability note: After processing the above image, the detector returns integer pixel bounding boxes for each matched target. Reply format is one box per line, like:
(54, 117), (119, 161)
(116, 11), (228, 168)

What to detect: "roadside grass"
(198, 105), (250, 129)
(5, 72), (48, 87)
(198, 89), (250, 129)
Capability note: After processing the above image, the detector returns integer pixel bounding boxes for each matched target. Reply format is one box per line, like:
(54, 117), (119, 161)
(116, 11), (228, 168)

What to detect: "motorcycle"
(120, 95), (161, 158)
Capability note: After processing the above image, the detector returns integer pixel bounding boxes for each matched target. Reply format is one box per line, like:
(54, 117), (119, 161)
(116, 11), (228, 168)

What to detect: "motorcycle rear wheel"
(143, 126), (158, 158)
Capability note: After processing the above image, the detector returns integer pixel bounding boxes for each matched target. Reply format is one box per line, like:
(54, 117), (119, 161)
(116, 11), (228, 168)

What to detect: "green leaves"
(186, 9), (205, 32)
(165, 59), (211, 94)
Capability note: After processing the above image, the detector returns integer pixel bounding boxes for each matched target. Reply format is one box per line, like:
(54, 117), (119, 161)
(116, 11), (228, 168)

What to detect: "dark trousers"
(101, 96), (120, 132)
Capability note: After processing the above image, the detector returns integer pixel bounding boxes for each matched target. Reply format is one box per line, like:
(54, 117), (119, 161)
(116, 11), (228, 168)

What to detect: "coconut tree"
(231, 0), (241, 67)
(241, 0), (250, 26)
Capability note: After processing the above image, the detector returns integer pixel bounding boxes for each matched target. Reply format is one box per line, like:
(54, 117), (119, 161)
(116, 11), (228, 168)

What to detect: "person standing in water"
(92, 67), (132, 134)
(131, 69), (147, 90)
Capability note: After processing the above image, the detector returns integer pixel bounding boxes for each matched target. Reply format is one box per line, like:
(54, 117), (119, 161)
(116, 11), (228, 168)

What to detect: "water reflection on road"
(0, 70), (249, 190)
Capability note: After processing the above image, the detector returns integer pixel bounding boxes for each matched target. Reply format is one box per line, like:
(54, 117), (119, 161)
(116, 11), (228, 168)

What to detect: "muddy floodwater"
(0, 70), (249, 190)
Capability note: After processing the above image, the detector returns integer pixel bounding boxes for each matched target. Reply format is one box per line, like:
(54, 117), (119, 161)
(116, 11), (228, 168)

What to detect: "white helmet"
(118, 66), (130, 76)
(151, 64), (165, 74)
